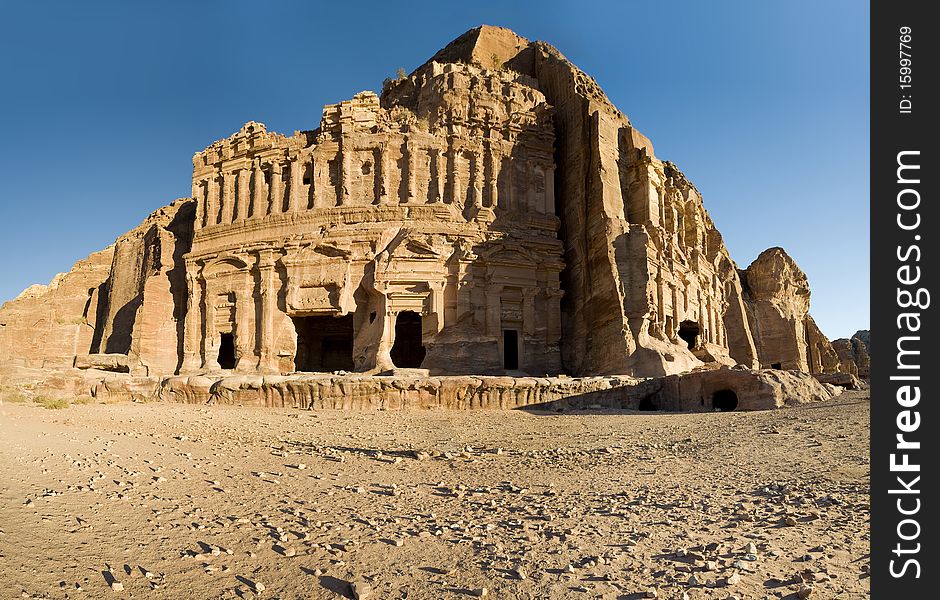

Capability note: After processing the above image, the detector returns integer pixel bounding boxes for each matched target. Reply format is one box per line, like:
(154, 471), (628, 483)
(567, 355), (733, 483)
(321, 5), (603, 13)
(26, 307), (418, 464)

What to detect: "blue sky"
(0, 0), (869, 339)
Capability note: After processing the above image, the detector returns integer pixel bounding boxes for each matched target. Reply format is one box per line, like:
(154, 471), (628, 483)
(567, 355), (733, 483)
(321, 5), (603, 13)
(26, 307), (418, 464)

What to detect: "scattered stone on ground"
(0, 392), (870, 598)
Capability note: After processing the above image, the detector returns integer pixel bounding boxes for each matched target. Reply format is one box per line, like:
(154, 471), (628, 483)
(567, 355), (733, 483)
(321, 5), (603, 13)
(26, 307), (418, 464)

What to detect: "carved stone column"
(220, 171), (234, 224)
(378, 144), (390, 204)
(289, 157), (304, 212)
(257, 250), (278, 373)
(486, 148), (500, 208)
(404, 138), (415, 203)
(522, 287), (537, 337)
(192, 179), (205, 230)
(434, 148), (446, 203)
(429, 281), (445, 333)
(485, 284), (502, 337)
(269, 162), (283, 214)
(220, 173), (235, 225)
(449, 145), (461, 206)
(545, 288), (564, 345)
(372, 283), (395, 371)
(180, 263), (203, 373)
(206, 175), (220, 226)
(251, 162), (266, 218)
(339, 146), (350, 206)
(202, 286), (219, 370)
(307, 158), (316, 209)
(236, 168), (250, 222)
(469, 151), (482, 210)
(234, 287), (253, 371)
(545, 164), (556, 214)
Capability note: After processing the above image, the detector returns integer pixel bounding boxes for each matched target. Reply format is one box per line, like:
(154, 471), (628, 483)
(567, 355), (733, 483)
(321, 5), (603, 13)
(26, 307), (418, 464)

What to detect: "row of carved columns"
(193, 144), (555, 226)
(654, 274), (727, 348)
(193, 157), (309, 228)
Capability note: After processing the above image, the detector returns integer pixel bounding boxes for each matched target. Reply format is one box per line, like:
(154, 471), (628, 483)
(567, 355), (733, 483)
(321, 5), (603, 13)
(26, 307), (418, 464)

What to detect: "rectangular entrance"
(292, 315), (354, 372)
(503, 329), (519, 370)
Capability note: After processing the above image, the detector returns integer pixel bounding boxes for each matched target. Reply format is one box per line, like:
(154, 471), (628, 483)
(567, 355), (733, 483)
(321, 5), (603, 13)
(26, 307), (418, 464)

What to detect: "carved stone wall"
(182, 63), (563, 375)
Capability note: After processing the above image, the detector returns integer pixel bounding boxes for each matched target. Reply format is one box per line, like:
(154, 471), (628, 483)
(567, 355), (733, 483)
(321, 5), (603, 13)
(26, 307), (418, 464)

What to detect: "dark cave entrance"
(771, 362), (782, 370)
(503, 329), (519, 370)
(712, 389), (739, 412)
(292, 315), (354, 372)
(390, 311), (425, 368)
(218, 333), (236, 370)
(638, 395), (657, 411)
(677, 320), (700, 350)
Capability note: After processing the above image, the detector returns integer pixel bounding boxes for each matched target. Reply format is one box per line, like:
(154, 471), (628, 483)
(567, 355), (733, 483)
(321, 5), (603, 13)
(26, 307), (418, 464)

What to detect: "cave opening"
(503, 329), (519, 370)
(712, 389), (739, 412)
(677, 320), (700, 350)
(390, 311), (425, 368)
(293, 314), (354, 372)
(218, 333), (236, 370)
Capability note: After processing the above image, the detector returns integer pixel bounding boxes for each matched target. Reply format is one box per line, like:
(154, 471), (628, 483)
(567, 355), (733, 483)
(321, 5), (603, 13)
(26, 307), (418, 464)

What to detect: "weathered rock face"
(852, 330), (871, 379)
(832, 330), (870, 380)
(0, 247), (114, 369)
(740, 247), (833, 374)
(91, 199), (196, 375)
(1, 25), (852, 384)
(387, 25), (759, 376)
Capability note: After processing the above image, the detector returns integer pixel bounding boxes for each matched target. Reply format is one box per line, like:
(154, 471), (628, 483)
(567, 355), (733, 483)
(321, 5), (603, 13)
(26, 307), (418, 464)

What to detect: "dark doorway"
(677, 320), (700, 350)
(503, 329), (519, 370)
(638, 395), (656, 411)
(390, 311), (425, 368)
(292, 315), (354, 372)
(771, 362), (782, 369)
(712, 389), (738, 411)
(218, 333), (236, 370)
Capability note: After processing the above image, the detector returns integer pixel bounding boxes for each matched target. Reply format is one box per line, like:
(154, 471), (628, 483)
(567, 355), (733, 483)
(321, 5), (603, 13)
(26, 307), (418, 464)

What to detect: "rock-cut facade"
(0, 26), (851, 380)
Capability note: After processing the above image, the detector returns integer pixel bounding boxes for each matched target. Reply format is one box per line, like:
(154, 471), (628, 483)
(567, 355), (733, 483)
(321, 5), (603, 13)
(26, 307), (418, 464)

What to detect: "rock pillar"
(236, 168), (251, 222)
(180, 264), (203, 373)
(257, 251), (278, 373)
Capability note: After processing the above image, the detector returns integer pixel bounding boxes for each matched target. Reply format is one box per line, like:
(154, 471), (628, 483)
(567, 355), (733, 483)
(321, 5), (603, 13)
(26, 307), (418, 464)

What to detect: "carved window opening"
(292, 315), (354, 372)
(712, 389), (738, 412)
(218, 333), (236, 370)
(677, 320), (699, 350)
(503, 329), (519, 370)
(390, 311), (425, 369)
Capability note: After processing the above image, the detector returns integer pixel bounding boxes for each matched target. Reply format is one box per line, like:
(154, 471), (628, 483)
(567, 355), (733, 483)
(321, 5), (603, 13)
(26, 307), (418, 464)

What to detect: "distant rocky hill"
(831, 330), (870, 380)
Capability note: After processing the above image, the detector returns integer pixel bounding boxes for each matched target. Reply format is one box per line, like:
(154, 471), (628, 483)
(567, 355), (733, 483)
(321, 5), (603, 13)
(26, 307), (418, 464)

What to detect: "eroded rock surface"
(0, 247), (114, 369)
(740, 248), (843, 376)
(832, 330), (870, 380)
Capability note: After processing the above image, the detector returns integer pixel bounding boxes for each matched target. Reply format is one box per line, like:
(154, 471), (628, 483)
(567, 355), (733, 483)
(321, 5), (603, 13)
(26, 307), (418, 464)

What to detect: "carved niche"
(281, 243), (354, 315)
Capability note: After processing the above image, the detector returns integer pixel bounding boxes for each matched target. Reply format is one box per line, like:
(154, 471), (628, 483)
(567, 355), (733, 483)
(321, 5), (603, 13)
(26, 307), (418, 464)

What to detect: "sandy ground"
(0, 393), (870, 600)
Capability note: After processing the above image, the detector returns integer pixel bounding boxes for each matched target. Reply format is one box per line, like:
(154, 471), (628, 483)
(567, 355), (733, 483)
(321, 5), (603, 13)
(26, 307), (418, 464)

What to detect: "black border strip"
(871, 1), (937, 596)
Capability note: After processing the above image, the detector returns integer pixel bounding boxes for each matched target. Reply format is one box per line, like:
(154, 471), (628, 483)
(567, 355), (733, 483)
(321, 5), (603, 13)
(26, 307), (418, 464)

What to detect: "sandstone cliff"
(91, 199), (196, 375)
(385, 25), (759, 376)
(832, 330), (870, 380)
(0, 247), (114, 369)
(740, 247), (841, 374)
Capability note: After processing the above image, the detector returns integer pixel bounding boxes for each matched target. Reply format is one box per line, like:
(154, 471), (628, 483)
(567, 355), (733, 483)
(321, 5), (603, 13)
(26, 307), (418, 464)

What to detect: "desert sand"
(0, 394), (869, 600)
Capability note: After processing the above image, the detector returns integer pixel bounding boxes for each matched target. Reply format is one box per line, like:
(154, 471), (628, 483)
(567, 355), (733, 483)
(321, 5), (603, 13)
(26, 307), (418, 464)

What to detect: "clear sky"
(0, 0), (869, 339)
